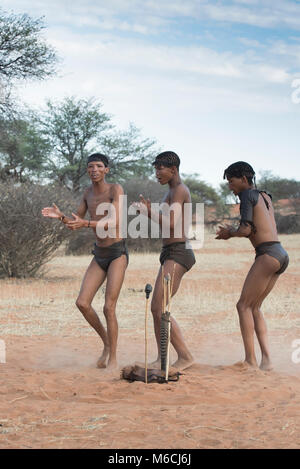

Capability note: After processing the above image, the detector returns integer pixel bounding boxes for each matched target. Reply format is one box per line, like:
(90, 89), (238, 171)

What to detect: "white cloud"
(2, 0), (300, 185)
(47, 31), (291, 87)
(3, 0), (300, 32)
(238, 37), (265, 48)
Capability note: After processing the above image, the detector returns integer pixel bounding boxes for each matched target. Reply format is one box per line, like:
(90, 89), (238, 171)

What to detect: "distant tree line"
(0, 7), (299, 278)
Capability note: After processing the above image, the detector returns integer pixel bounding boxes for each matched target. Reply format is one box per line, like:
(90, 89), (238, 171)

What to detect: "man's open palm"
(41, 203), (62, 219)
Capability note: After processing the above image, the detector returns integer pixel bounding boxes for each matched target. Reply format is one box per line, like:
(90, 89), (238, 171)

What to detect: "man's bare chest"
(86, 192), (113, 213)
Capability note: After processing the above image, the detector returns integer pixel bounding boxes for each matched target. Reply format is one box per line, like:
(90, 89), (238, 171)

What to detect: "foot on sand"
(106, 359), (118, 371)
(103, 361), (120, 378)
(172, 357), (194, 371)
(148, 359), (161, 369)
(232, 360), (258, 370)
(260, 357), (273, 371)
(96, 347), (109, 369)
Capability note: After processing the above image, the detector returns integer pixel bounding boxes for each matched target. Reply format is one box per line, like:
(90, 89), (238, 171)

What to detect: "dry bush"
(65, 229), (95, 255)
(0, 182), (74, 277)
(275, 213), (300, 234)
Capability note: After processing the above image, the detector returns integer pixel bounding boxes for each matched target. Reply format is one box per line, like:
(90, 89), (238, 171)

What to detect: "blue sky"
(2, 0), (300, 188)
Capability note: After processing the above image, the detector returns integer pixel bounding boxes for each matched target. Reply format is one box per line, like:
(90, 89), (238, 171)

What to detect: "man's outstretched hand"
(66, 213), (86, 230)
(41, 203), (63, 219)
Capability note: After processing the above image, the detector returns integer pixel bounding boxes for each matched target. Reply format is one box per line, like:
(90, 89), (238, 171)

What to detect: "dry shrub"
(0, 182), (74, 277)
(65, 229), (95, 255)
(275, 213), (300, 234)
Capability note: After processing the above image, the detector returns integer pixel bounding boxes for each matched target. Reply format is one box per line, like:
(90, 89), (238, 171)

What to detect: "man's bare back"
(246, 191), (278, 247)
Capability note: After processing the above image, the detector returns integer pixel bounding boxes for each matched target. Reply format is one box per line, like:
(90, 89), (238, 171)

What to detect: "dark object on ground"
(121, 364), (181, 383)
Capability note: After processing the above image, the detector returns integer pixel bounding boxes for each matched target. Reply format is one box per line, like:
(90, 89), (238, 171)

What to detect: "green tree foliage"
(182, 173), (221, 205)
(258, 171), (300, 201)
(218, 181), (236, 203)
(38, 96), (159, 191)
(182, 173), (229, 222)
(0, 9), (58, 115)
(37, 96), (111, 191)
(0, 115), (49, 182)
(100, 123), (158, 183)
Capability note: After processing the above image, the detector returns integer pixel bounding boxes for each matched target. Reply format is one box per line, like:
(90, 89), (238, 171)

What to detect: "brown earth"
(0, 233), (299, 449)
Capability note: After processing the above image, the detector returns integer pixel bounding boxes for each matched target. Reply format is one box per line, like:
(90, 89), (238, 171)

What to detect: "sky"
(2, 0), (300, 188)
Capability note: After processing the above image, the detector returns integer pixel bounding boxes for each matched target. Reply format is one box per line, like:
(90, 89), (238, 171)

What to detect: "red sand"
(1, 331), (299, 449)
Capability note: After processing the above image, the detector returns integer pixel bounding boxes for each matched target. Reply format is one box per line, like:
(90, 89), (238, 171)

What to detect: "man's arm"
(216, 189), (255, 240)
(42, 190), (89, 228)
(215, 225), (252, 239)
(135, 185), (187, 231)
(215, 222), (252, 240)
(60, 190), (89, 228)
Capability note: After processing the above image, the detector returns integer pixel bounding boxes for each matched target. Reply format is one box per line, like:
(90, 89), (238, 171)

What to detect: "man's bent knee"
(103, 303), (117, 318)
(75, 298), (91, 313)
(237, 298), (256, 314)
(237, 299), (248, 313)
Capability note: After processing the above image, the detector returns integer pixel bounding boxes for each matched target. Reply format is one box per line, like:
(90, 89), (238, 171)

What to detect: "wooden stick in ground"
(144, 284), (152, 384)
(165, 273), (172, 382)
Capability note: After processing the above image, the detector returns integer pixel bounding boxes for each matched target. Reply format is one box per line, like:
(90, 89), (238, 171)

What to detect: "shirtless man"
(216, 161), (289, 371)
(42, 153), (128, 370)
(134, 151), (195, 371)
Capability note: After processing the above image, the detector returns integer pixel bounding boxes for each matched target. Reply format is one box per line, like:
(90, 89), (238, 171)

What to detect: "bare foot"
(245, 359), (258, 368)
(260, 357), (273, 371)
(149, 359), (161, 369)
(232, 360), (258, 370)
(172, 356), (194, 371)
(106, 359), (118, 371)
(96, 347), (109, 369)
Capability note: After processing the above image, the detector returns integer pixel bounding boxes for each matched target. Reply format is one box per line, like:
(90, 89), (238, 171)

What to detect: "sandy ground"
(0, 233), (299, 449)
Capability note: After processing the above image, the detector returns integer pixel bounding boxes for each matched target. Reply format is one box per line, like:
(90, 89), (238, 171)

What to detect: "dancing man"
(42, 153), (128, 370)
(134, 151), (196, 370)
(216, 161), (289, 370)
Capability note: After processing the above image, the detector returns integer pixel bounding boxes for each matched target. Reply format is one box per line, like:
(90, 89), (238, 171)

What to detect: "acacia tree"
(99, 123), (158, 183)
(258, 171), (300, 201)
(38, 96), (159, 191)
(0, 9), (58, 115)
(182, 173), (229, 221)
(38, 96), (111, 191)
(182, 173), (221, 205)
(0, 115), (50, 182)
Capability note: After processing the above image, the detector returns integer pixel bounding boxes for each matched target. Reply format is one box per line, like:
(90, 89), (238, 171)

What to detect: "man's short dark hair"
(223, 161), (255, 185)
(152, 151), (180, 169)
(87, 153), (109, 167)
